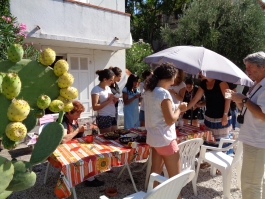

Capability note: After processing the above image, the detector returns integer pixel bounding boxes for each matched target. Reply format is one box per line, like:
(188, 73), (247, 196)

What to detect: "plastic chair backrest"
(178, 138), (204, 171)
(144, 170), (195, 199)
(231, 141), (243, 166)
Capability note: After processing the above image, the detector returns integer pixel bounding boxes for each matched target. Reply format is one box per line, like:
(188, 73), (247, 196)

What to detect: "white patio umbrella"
(144, 46), (253, 87)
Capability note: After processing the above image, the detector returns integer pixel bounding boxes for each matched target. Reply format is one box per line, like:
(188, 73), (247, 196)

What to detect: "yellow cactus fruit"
(54, 60), (69, 76)
(63, 101), (74, 112)
(60, 87), (78, 100)
(6, 122), (27, 142)
(39, 48), (56, 66)
(7, 99), (30, 122)
(58, 72), (74, 88)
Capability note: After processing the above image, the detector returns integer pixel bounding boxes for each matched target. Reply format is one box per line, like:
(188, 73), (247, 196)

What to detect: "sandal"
(200, 162), (211, 169)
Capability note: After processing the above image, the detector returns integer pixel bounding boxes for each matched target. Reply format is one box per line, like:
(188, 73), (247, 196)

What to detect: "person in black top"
(109, 66), (122, 120)
(187, 72), (232, 139)
(61, 100), (87, 143)
(183, 78), (205, 126)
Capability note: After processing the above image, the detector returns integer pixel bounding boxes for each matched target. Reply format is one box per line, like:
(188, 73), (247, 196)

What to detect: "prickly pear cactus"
(0, 157), (14, 193)
(30, 122), (64, 165)
(6, 160), (36, 192)
(0, 44), (79, 196)
(0, 59), (60, 137)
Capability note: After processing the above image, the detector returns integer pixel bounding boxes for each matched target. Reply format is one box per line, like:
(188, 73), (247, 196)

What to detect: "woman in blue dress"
(122, 74), (141, 129)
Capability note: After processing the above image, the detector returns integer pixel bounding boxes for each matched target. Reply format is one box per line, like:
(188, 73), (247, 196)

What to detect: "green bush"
(0, 15), (27, 61)
(126, 40), (153, 78)
(161, 0), (265, 69)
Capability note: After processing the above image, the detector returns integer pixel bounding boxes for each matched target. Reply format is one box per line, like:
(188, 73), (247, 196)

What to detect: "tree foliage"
(161, 0), (265, 69)
(125, 0), (191, 51)
(126, 40), (153, 78)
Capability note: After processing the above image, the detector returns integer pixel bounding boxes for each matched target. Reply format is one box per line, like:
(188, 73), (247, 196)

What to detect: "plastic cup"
(85, 135), (94, 143)
(200, 123), (205, 130)
(225, 91), (232, 99)
(179, 120), (184, 127)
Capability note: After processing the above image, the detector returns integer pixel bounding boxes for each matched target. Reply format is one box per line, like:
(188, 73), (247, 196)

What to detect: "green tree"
(126, 0), (191, 51)
(161, 0), (265, 69)
(126, 39), (153, 78)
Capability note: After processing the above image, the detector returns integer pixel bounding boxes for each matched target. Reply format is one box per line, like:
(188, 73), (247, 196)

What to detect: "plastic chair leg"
(210, 166), (217, 177)
(162, 166), (169, 178)
(191, 165), (198, 196)
(144, 154), (152, 190)
(235, 161), (242, 189)
(43, 162), (51, 184)
(195, 158), (202, 184)
(192, 175), (198, 196)
(222, 170), (232, 199)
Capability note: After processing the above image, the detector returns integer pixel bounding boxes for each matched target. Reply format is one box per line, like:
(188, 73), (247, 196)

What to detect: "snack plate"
(103, 132), (120, 140)
(114, 129), (130, 135)
(119, 137), (135, 144)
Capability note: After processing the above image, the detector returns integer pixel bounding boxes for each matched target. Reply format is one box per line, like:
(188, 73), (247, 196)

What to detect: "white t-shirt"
(238, 78), (265, 149)
(91, 85), (115, 117)
(144, 87), (176, 147)
(139, 82), (145, 111)
(169, 81), (186, 104)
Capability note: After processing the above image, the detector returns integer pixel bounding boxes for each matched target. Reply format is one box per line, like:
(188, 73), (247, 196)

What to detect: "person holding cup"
(91, 69), (117, 134)
(187, 73), (232, 139)
(230, 52), (265, 199)
(144, 63), (187, 199)
(109, 66), (122, 120)
(122, 74), (141, 129)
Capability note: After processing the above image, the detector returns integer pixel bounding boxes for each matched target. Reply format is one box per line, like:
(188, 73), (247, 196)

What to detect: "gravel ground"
(3, 146), (242, 199)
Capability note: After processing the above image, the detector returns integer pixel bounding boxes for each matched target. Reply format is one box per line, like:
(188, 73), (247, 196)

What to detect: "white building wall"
(10, 0), (131, 50)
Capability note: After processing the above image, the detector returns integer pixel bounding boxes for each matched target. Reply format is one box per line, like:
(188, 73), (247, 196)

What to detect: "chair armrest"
(201, 139), (238, 153)
(218, 138), (235, 148)
(147, 173), (168, 193)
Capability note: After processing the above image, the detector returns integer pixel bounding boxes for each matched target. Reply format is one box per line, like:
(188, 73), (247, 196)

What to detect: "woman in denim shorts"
(91, 69), (117, 133)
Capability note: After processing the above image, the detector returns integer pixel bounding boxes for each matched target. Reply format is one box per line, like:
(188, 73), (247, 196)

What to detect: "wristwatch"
(242, 98), (249, 103)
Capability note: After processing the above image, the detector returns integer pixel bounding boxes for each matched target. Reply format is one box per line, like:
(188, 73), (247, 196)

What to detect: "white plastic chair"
(195, 138), (243, 199)
(123, 170), (194, 199)
(162, 138), (203, 196)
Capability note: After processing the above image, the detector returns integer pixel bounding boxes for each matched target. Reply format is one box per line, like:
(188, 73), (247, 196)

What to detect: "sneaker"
(84, 178), (105, 187)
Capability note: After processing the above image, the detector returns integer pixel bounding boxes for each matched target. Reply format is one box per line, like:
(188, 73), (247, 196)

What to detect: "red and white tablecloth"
(48, 135), (150, 198)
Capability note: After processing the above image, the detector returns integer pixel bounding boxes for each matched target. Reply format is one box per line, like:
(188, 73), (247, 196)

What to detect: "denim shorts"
(96, 116), (117, 129)
(139, 110), (145, 122)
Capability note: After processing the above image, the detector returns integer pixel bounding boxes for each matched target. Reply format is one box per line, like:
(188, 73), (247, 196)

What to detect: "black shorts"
(96, 116), (117, 129)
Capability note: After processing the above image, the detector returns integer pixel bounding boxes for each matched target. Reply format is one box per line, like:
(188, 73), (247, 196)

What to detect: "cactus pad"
(0, 190), (13, 199)
(6, 160), (36, 192)
(30, 122), (64, 165)
(0, 157), (14, 193)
